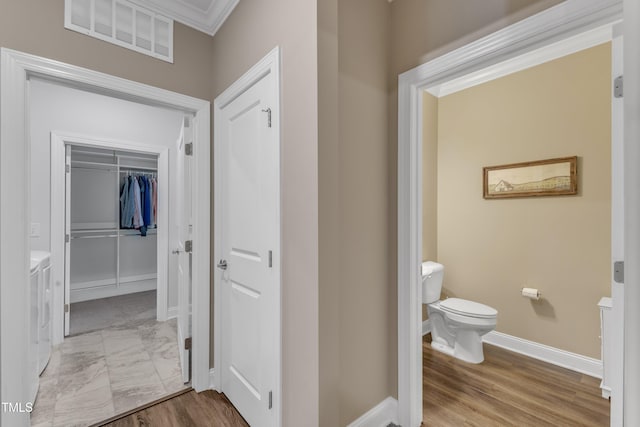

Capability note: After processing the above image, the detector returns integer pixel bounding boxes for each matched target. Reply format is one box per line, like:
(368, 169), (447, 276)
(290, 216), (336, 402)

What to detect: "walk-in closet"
(68, 145), (159, 334)
(28, 77), (190, 427)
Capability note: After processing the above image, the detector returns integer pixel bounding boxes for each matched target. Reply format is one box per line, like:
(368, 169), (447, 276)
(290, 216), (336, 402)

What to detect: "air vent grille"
(65, 0), (173, 63)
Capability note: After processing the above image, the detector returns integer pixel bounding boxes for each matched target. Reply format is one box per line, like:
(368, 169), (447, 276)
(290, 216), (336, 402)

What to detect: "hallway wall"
(0, 0), (213, 100)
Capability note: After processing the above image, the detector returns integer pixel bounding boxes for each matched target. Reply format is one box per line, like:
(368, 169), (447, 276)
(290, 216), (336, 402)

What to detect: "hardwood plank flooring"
(423, 336), (610, 427)
(100, 390), (248, 427)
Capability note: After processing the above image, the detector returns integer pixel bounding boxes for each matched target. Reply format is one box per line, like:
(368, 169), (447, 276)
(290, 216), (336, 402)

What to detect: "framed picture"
(483, 156), (578, 199)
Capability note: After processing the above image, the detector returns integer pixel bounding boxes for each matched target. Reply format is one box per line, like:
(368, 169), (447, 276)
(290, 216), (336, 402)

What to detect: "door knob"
(217, 259), (228, 270)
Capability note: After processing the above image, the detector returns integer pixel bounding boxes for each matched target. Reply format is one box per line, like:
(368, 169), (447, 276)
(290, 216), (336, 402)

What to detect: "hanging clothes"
(142, 176), (152, 227)
(152, 177), (157, 227)
(120, 177), (131, 228)
(119, 172), (158, 236)
(133, 176), (143, 229)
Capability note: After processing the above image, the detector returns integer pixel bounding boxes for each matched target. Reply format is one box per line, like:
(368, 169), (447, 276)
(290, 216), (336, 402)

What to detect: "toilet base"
(430, 332), (485, 364)
(427, 302), (493, 364)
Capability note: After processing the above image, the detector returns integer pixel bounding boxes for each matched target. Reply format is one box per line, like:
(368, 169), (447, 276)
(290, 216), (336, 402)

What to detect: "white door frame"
(213, 46), (282, 425)
(0, 48), (211, 427)
(49, 131), (171, 345)
(396, 1), (625, 426)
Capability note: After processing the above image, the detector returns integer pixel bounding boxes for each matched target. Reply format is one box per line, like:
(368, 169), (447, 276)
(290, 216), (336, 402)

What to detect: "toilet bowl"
(422, 261), (497, 364)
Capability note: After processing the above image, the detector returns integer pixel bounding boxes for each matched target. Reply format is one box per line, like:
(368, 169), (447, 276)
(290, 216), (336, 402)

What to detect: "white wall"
(29, 78), (183, 307)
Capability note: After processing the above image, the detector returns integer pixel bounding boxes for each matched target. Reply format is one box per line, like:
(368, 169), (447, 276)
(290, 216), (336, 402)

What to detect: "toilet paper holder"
(521, 287), (541, 300)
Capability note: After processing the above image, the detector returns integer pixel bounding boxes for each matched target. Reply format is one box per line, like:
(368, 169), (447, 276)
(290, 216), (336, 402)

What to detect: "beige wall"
(387, 0), (562, 396)
(318, 0), (340, 425)
(336, 0), (391, 424)
(0, 0), (213, 99)
(210, 1), (320, 425)
(431, 43), (611, 358)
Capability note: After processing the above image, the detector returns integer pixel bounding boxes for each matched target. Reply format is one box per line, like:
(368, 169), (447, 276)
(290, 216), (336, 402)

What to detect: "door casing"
(50, 131), (170, 343)
(396, 1), (625, 426)
(0, 48), (211, 427)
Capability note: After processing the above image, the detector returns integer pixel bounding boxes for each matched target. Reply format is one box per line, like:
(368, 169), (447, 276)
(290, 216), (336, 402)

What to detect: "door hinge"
(64, 304), (70, 313)
(184, 337), (192, 350)
(614, 261), (624, 283)
(262, 107), (272, 128)
(66, 164), (70, 173)
(185, 240), (193, 253)
(268, 250), (272, 268)
(614, 75), (623, 98)
(185, 143), (193, 156)
(268, 391), (273, 409)
(65, 234), (70, 243)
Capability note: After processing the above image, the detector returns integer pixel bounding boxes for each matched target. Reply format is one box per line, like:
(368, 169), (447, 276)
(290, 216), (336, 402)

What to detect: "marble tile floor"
(31, 318), (188, 427)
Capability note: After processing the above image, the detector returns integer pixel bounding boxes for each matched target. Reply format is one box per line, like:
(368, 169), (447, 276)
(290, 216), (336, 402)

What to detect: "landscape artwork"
(483, 156), (578, 199)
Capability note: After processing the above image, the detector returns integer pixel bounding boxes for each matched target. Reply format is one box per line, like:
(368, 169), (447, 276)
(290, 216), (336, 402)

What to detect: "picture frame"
(483, 156), (578, 199)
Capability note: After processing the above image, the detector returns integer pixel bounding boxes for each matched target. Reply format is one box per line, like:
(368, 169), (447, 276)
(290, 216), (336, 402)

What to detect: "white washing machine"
(28, 258), (40, 403)
(31, 251), (52, 375)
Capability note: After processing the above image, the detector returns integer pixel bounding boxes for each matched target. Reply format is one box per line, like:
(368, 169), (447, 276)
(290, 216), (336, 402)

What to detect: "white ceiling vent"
(65, 0), (174, 62)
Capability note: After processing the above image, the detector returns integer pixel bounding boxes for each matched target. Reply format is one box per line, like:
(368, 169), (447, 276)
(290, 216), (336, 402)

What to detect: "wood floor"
(100, 390), (248, 427)
(423, 336), (610, 427)
(98, 337), (609, 427)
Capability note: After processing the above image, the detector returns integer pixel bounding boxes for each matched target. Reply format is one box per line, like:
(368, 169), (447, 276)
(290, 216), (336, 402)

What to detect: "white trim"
(427, 24), (614, 98)
(167, 306), (178, 319)
(0, 48), (210, 426)
(624, 0), (640, 422)
(213, 46), (282, 427)
(50, 131), (170, 342)
(610, 25), (625, 426)
(70, 276), (157, 303)
(128, 0), (238, 37)
(483, 331), (603, 379)
(346, 397), (399, 427)
(397, 1), (623, 426)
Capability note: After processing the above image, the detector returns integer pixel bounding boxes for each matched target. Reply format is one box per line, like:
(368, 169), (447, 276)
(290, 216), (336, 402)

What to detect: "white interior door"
(218, 71), (279, 427)
(175, 119), (193, 384)
(64, 144), (71, 336)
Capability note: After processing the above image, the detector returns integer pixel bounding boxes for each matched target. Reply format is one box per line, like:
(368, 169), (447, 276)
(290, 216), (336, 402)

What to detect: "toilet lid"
(440, 298), (497, 318)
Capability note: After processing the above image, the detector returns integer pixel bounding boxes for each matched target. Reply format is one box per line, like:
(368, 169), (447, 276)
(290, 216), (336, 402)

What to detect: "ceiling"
(129, 0), (239, 36)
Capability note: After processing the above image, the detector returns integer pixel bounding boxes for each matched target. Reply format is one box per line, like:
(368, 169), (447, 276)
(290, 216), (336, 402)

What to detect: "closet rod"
(71, 234), (118, 240)
(72, 149), (156, 163)
(119, 165), (157, 172)
(117, 153), (158, 162)
(71, 228), (118, 233)
(71, 149), (116, 158)
(71, 160), (117, 169)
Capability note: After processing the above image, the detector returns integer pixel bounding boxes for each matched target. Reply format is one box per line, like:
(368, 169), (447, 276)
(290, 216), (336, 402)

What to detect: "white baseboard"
(70, 276), (156, 302)
(346, 396), (398, 427)
(483, 331), (602, 379)
(167, 306), (178, 319)
(209, 368), (216, 390)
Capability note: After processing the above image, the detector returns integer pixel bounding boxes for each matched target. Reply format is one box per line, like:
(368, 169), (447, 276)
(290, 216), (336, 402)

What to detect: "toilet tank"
(422, 261), (444, 304)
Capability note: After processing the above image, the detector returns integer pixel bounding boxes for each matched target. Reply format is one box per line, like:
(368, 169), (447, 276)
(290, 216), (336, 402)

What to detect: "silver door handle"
(217, 259), (228, 270)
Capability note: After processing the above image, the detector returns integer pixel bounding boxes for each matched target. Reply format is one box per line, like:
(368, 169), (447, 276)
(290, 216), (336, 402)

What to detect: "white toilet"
(422, 261), (497, 363)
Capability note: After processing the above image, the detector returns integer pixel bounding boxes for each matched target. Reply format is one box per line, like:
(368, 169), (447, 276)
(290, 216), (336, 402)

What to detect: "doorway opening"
(0, 48), (211, 427)
(28, 79), (193, 426)
(396, 1), (624, 426)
